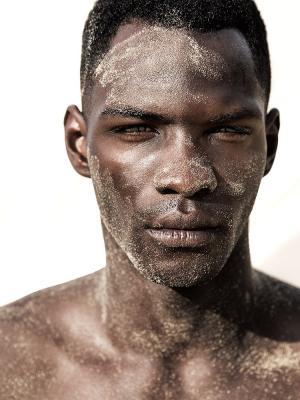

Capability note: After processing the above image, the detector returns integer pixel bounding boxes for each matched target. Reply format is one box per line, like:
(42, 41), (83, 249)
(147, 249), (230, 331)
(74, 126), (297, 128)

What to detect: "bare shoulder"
(236, 272), (300, 394)
(0, 270), (105, 399)
(253, 270), (300, 338)
(0, 298), (58, 399)
(251, 270), (300, 355)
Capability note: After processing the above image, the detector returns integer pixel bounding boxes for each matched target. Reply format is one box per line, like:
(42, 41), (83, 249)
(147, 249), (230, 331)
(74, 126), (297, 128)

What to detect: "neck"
(98, 223), (254, 357)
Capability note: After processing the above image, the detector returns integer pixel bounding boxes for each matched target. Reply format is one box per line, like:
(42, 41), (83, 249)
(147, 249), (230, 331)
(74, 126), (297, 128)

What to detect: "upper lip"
(146, 213), (219, 231)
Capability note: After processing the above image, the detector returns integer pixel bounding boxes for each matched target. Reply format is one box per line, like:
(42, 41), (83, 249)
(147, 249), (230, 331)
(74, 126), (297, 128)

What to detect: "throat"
(98, 224), (254, 357)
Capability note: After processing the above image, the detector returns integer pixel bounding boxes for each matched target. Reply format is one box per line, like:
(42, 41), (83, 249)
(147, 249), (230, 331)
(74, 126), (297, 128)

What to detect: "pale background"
(0, 1), (299, 306)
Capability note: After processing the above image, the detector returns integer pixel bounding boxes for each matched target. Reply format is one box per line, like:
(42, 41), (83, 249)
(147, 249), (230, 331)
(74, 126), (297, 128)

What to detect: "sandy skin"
(1, 269), (300, 400)
(1, 22), (300, 399)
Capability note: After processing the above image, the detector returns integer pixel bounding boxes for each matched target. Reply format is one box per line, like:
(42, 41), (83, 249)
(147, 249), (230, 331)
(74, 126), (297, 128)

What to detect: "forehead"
(90, 22), (263, 116)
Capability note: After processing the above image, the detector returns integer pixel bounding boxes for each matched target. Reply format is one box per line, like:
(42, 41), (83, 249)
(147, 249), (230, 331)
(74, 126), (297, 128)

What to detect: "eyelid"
(111, 124), (159, 134)
(207, 125), (252, 135)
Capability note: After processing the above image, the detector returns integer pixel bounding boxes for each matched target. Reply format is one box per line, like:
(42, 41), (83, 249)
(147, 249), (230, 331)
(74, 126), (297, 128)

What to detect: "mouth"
(146, 227), (220, 248)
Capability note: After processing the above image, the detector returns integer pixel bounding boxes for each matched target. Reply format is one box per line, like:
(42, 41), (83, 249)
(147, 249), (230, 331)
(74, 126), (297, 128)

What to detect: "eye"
(110, 124), (158, 142)
(116, 125), (155, 134)
(208, 126), (251, 142)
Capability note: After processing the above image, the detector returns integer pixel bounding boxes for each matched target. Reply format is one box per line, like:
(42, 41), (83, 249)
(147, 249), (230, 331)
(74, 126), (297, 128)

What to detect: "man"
(0, 0), (299, 398)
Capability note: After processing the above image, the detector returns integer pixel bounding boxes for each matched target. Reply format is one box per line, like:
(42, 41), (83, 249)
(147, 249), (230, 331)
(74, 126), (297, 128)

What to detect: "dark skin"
(1, 22), (300, 400)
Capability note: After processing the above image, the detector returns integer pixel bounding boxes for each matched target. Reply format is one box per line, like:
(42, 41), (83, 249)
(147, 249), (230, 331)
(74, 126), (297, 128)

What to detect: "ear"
(64, 105), (90, 178)
(264, 108), (280, 176)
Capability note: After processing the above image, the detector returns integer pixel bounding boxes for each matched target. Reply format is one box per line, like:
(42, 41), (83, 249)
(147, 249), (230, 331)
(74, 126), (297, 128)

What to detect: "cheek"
(116, 150), (158, 192)
(87, 146), (155, 238)
(218, 153), (266, 198)
(212, 134), (267, 200)
(87, 152), (130, 236)
(209, 140), (266, 240)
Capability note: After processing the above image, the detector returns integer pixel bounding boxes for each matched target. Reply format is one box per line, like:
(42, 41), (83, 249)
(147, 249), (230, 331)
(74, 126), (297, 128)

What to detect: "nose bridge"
(154, 133), (217, 196)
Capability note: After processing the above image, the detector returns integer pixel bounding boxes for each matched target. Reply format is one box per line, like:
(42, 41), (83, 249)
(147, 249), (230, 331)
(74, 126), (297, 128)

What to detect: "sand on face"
(94, 26), (229, 106)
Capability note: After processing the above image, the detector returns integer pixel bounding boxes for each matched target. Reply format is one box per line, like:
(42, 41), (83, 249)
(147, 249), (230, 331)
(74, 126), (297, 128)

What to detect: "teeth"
(151, 229), (206, 240)
(147, 228), (217, 248)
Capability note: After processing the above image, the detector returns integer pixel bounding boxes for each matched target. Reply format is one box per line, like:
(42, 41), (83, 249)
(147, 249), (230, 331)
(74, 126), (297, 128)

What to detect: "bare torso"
(1, 270), (300, 400)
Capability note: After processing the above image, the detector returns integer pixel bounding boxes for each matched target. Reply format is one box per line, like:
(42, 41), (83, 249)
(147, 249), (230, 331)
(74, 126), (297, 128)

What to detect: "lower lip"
(146, 228), (218, 248)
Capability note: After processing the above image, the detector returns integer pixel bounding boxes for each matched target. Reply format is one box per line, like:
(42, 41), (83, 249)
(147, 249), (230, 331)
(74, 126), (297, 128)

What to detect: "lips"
(146, 210), (218, 230)
(145, 212), (220, 248)
(146, 227), (219, 248)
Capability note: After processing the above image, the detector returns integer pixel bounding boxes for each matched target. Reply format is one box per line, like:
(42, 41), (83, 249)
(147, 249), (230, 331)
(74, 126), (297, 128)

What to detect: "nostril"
(158, 187), (178, 195)
(154, 166), (218, 197)
(195, 187), (211, 197)
(157, 186), (213, 197)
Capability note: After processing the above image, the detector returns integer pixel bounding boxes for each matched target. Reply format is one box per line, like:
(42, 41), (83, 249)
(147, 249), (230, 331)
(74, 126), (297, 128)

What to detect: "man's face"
(83, 24), (269, 287)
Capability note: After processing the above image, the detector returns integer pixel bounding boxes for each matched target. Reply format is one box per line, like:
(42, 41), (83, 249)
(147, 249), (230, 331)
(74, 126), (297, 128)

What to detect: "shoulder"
(0, 270), (104, 399)
(238, 272), (300, 391)
(0, 299), (59, 398)
(253, 270), (300, 341)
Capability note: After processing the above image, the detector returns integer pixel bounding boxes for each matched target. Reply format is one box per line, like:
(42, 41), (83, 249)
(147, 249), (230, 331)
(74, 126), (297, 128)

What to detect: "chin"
(130, 252), (227, 288)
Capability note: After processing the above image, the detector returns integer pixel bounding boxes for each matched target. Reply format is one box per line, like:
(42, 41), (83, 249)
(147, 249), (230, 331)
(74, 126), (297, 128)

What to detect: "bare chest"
(46, 354), (300, 400)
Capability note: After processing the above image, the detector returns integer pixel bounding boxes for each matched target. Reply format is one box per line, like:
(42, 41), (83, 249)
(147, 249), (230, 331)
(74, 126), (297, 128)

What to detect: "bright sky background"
(0, 1), (299, 306)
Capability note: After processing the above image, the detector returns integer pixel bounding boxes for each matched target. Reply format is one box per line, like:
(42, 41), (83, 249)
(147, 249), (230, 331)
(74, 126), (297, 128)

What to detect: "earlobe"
(264, 108), (280, 176)
(64, 105), (91, 178)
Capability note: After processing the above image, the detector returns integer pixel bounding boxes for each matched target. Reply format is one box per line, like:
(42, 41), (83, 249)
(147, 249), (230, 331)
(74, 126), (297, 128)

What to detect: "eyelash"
(112, 125), (157, 134)
(208, 126), (251, 135)
(110, 124), (251, 139)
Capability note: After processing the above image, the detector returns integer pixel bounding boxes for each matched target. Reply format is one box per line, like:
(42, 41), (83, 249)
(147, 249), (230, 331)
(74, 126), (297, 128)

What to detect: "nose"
(154, 150), (218, 198)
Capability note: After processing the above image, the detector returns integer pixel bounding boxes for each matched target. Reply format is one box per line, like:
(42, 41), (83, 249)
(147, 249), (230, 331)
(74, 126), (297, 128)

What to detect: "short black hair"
(81, 0), (271, 103)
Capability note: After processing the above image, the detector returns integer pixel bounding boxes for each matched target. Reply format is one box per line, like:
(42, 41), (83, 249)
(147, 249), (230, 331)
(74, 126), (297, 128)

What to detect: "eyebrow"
(100, 106), (174, 123)
(100, 105), (262, 125)
(208, 108), (262, 124)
